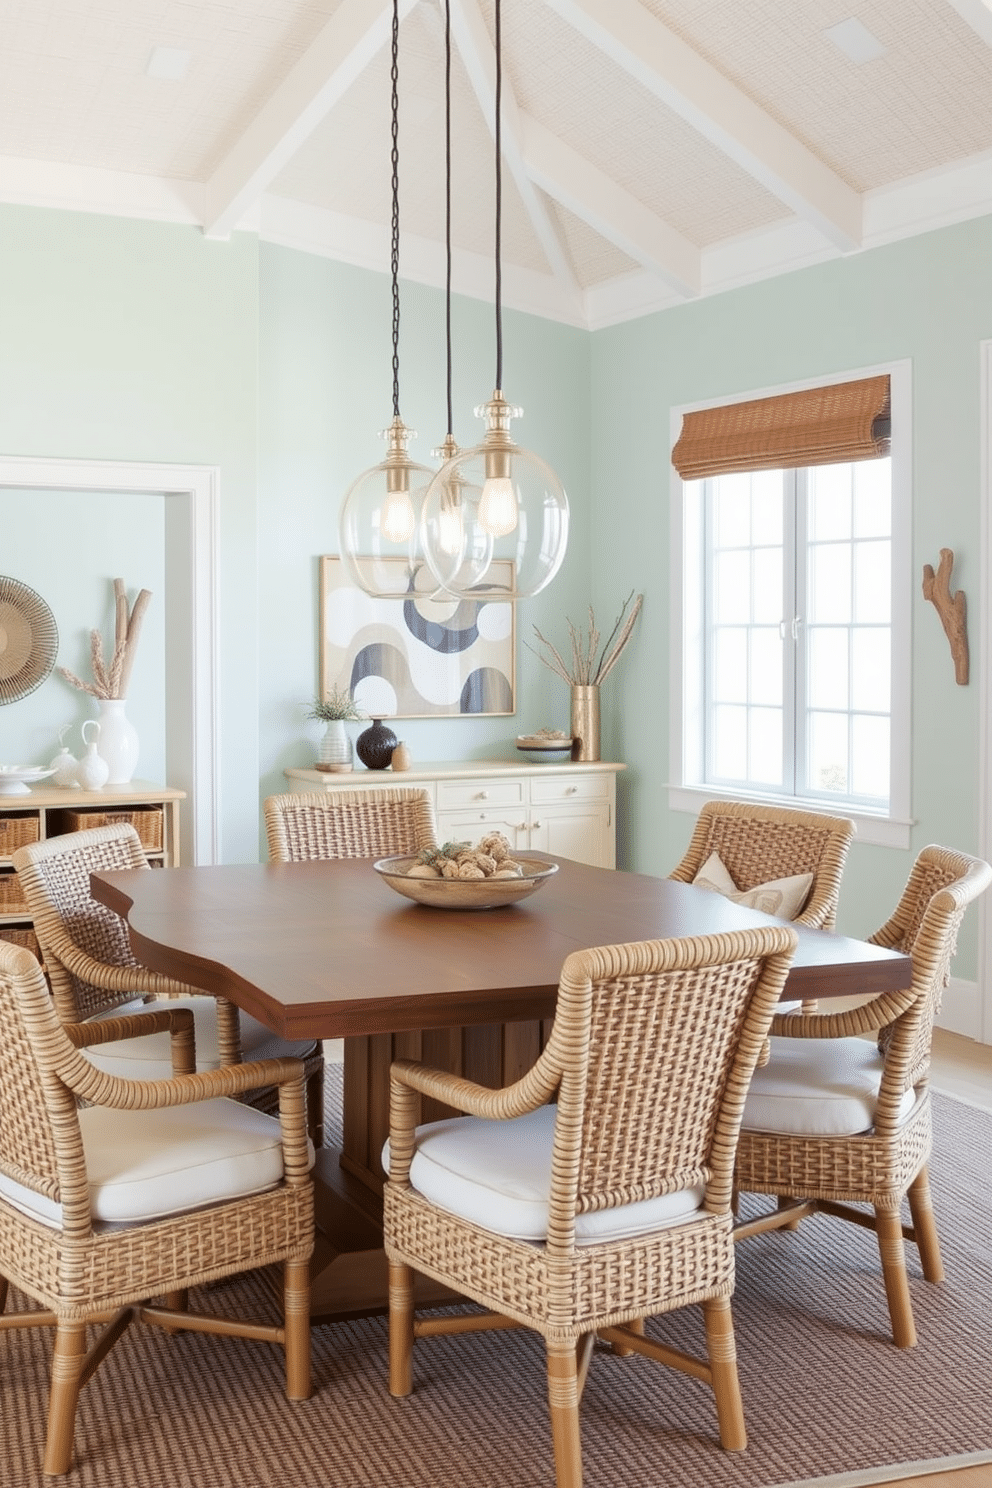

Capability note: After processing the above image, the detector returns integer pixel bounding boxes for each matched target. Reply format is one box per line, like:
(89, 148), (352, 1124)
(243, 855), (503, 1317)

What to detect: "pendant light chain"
(390, 0), (401, 419)
(494, 0), (503, 391)
(445, 0), (454, 437)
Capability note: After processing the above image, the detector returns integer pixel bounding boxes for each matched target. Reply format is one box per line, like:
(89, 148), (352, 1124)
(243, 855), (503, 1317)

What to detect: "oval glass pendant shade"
(338, 416), (434, 598)
(421, 392), (569, 599)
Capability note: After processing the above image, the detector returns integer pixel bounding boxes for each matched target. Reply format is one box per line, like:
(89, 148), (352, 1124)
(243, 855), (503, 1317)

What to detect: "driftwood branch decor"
(922, 549), (968, 685)
(58, 578), (152, 700)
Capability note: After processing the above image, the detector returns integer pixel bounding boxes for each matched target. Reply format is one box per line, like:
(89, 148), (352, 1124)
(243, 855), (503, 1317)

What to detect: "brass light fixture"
(337, 0), (432, 599)
(420, 0), (569, 600)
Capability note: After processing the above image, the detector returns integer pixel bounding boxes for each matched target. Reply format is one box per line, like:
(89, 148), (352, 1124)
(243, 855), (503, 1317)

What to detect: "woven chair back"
(546, 927), (796, 1247)
(13, 823), (149, 1021)
(264, 789), (437, 863)
(0, 940), (66, 1207)
(873, 845), (991, 1086)
(669, 800), (855, 928)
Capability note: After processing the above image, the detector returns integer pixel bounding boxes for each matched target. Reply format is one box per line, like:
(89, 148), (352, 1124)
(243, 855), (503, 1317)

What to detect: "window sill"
(667, 784), (913, 850)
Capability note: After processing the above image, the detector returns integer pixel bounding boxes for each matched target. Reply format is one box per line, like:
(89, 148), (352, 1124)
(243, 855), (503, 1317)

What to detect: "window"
(670, 366), (911, 849)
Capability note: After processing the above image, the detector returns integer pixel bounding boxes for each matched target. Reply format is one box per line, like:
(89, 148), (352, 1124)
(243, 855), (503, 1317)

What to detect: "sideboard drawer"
(530, 773), (609, 804)
(436, 778), (525, 809)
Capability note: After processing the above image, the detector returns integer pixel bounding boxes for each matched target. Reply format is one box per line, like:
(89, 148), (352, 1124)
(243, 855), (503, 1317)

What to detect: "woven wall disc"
(0, 577), (59, 704)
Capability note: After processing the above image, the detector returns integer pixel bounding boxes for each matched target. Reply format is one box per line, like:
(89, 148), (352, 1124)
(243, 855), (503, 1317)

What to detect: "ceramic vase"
(316, 719), (353, 772)
(95, 699), (140, 785)
(49, 726), (79, 788)
(355, 717), (397, 770)
(570, 684), (601, 762)
(76, 720), (110, 790)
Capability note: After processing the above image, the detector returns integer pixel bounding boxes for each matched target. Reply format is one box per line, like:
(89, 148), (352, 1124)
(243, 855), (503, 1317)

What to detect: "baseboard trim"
(767, 1447), (992, 1487)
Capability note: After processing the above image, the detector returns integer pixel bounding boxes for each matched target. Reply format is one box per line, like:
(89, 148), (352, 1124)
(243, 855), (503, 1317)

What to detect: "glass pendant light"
(338, 0), (432, 599)
(420, 0), (569, 600)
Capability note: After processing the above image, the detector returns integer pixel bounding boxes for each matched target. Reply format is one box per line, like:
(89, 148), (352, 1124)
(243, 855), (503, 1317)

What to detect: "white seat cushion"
(742, 1036), (917, 1137)
(82, 996), (314, 1079)
(693, 851), (814, 921)
(384, 1104), (705, 1245)
(0, 1097), (314, 1230)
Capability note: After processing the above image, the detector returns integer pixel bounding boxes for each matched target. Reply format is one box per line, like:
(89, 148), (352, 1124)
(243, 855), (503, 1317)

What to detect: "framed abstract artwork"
(320, 556), (515, 717)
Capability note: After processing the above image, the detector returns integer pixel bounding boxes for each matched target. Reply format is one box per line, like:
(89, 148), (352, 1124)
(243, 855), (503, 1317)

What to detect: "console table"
(284, 759), (626, 870)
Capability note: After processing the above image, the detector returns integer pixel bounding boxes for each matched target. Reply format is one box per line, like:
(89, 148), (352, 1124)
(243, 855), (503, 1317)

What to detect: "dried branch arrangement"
(922, 549), (969, 685)
(58, 578), (152, 700)
(529, 590), (643, 687)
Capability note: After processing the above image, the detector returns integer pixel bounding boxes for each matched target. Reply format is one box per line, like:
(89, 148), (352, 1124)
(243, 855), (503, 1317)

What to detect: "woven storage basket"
(0, 925), (41, 960)
(0, 871), (28, 913)
(0, 816), (41, 854)
(62, 808), (164, 853)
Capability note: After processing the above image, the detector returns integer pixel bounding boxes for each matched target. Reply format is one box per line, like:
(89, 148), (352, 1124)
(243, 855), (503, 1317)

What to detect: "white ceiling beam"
(521, 115), (700, 298)
(544, 0), (863, 252)
(203, 0), (419, 240)
(449, 0), (583, 311)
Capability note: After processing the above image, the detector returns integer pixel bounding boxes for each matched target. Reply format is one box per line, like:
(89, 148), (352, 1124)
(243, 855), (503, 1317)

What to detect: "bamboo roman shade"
(671, 374), (890, 482)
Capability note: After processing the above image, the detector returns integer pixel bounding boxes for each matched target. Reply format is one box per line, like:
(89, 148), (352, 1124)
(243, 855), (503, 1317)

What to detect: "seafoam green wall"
(591, 215), (992, 967)
(0, 204), (260, 861)
(257, 242), (592, 811)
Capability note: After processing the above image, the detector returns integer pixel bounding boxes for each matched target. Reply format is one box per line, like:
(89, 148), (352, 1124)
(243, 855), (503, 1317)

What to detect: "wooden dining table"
(91, 854), (913, 1325)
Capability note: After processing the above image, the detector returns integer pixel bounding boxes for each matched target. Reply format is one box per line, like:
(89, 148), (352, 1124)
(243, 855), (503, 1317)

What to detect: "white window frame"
(668, 360), (913, 850)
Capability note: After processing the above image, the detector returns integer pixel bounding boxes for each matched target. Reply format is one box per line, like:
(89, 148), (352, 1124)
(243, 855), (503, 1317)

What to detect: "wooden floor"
(872, 1470), (990, 1488)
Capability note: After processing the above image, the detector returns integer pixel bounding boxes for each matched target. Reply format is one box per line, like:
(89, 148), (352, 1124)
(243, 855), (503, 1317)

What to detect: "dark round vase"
(355, 717), (398, 770)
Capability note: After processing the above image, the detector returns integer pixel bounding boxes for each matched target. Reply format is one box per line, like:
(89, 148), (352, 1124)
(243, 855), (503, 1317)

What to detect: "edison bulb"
(478, 476), (517, 537)
(381, 487), (415, 544)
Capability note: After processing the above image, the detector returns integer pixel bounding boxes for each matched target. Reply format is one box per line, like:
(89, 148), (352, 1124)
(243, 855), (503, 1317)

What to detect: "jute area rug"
(1, 1085), (990, 1488)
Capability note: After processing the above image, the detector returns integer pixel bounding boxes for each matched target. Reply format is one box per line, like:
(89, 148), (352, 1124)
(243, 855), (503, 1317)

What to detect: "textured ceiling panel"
(0, 0), (341, 180)
(498, 0), (789, 247)
(546, 199), (639, 289)
(271, 4), (550, 274)
(644, 0), (992, 191)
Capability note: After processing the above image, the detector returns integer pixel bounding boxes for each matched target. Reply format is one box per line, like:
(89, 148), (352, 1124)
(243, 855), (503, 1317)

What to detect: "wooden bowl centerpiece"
(373, 833), (558, 910)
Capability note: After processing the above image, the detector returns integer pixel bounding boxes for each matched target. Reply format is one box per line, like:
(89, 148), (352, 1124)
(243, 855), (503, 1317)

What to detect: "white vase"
(95, 699), (140, 785)
(76, 721), (110, 790)
(317, 719), (353, 772)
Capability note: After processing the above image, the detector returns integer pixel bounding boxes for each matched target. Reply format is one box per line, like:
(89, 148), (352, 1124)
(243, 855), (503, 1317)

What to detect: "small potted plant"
(307, 687), (365, 773)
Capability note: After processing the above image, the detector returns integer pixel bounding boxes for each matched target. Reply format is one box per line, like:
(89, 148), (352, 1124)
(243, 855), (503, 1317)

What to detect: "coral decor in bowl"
(373, 853), (558, 909)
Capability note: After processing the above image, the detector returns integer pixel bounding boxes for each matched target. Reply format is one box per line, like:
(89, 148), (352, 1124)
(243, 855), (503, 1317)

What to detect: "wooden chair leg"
(777, 1195), (804, 1231)
(876, 1207), (916, 1348)
(702, 1298), (747, 1452)
(44, 1321), (87, 1476)
(0, 1273), (8, 1314)
(284, 1257), (311, 1401)
(611, 1316), (644, 1357)
(388, 1260), (415, 1398)
(907, 1166), (944, 1282)
(546, 1341), (582, 1488)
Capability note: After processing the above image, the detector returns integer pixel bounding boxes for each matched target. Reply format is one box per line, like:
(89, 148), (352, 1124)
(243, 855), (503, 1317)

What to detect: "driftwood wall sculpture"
(922, 548), (969, 685)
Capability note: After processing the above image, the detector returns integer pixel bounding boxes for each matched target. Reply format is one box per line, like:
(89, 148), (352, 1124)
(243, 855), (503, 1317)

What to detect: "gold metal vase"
(570, 684), (600, 762)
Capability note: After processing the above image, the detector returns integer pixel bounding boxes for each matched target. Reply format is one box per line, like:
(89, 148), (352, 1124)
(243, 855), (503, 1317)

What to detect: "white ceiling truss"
(0, 0), (990, 328)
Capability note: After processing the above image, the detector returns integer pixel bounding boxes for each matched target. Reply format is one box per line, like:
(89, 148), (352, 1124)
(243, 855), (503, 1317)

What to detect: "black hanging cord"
(494, 0), (503, 391)
(390, 0), (401, 418)
(445, 0), (453, 436)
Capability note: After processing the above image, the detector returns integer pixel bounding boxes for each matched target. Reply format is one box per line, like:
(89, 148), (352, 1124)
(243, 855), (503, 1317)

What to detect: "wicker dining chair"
(734, 844), (991, 1349)
(263, 787), (437, 864)
(12, 824), (326, 1144)
(384, 924), (798, 1488)
(669, 799), (856, 930)
(0, 938), (313, 1476)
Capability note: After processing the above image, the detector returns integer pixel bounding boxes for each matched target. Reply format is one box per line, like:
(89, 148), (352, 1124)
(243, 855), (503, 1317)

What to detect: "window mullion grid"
(783, 470), (800, 796)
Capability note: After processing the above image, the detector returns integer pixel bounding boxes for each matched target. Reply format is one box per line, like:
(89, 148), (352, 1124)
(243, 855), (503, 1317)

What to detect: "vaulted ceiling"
(2, 0), (991, 328)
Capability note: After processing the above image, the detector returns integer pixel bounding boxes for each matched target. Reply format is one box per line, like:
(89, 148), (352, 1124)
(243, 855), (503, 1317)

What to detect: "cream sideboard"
(283, 759), (625, 869)
(0, 780), (185, 960)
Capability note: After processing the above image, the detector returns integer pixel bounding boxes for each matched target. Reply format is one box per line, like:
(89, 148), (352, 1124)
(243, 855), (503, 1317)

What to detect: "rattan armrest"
(61, 1051), (307, 1111)
(54, 936), (210, 1002)
(390, 1057), (557, 1122)
(66, 1006), (197, 1075)
(769, 987), (917, 1039)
